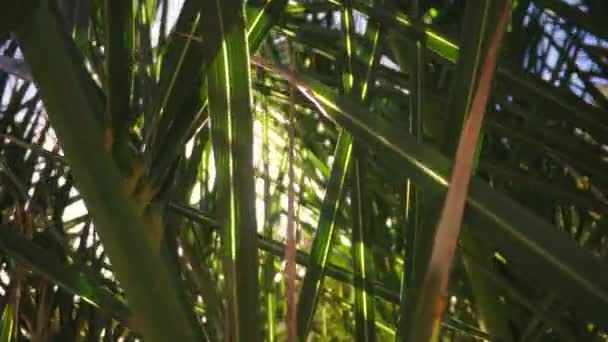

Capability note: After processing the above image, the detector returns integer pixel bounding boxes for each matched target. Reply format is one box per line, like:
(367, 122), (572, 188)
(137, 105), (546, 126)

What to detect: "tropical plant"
(0, 0), (607, 341)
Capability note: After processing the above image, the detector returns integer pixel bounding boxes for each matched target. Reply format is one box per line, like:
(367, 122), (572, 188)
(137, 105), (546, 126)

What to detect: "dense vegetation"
(0, 0), (607, 340)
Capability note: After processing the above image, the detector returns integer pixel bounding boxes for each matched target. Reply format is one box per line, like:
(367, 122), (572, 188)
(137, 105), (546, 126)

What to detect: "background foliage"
(0, 0), (607, 341)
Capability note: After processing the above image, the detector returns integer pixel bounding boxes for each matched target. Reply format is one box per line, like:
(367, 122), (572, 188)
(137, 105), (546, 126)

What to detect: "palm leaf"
(297, 131), (352, 338)
(252, 56), (608, 328)
(0, 226), (132, 325)
(14, 2), (202, 341)
(205, 0), (260, 339)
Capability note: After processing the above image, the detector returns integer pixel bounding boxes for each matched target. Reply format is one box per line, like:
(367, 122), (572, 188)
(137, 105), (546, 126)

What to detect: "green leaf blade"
(297, 131), (353, 339)
(205, 1), (260, 340)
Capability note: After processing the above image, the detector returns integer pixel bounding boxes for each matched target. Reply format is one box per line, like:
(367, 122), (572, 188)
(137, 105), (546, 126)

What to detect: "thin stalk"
(396, 0), (424, 339)
(407, 3), (511, 341)
(285, 42), (298, 342)
(261, 98), (277, 342)
(342, 0), (382, 339)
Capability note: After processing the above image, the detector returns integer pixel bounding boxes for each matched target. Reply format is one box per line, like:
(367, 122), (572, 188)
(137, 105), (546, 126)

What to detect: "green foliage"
(0, 0), (606, 341)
